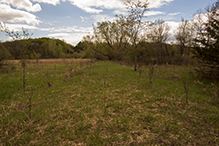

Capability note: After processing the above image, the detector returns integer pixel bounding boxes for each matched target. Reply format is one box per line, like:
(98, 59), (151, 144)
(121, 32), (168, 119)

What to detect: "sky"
(0, 0), (217, 46)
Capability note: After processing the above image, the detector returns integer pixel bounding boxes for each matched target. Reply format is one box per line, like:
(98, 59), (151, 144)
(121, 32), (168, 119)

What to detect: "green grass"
(0, 60), (219, 145)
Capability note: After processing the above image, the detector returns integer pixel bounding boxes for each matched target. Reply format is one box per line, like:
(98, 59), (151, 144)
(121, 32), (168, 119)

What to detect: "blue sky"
(0, 0), (217, 46)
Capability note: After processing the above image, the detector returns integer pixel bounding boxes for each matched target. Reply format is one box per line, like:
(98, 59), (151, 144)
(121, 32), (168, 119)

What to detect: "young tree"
(1, 23), (34, 119)
(2, 24), (32, 93)
(124, 0), (149, 71)
(192, 1), (219, 80)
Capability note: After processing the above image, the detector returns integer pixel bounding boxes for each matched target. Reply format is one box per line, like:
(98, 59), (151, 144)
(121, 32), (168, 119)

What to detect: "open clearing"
(0, 60), (218, 145)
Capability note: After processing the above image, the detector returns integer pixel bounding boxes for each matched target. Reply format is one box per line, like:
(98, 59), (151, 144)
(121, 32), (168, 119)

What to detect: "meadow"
(0, 59), (218, 145)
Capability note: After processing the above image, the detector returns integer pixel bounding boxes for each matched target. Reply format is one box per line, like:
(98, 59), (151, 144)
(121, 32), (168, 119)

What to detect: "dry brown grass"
(6, 59), (92, 64)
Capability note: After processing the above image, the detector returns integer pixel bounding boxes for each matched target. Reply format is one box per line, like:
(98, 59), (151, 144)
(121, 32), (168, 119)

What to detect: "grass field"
(0, 59), (219, 145)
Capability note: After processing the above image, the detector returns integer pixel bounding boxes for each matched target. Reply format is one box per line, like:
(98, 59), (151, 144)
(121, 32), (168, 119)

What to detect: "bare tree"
(175, 18), (192, 56)
(146, 19), (171, 60)
(147, 19), (170, 43)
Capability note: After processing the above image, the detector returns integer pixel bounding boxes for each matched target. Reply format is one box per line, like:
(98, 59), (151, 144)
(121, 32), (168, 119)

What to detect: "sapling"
(138, 62), (143, 77)
(3, 25), (35, 120)
(148, 64), (156, 84)
(182, 71), (192, 105)
(80, 61), (83, 70)
(21, 60), (26, 96)
(104, 61), (108, 88)
(27, 90), (33, 119)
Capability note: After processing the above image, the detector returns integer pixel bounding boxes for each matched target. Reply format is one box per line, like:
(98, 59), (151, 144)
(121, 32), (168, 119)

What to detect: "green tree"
(92, 17), (128, 60)
(192, 1), (219, 80)
(124, 0), (149, 71)
(89, 0), (149, 67)
(0, 44), (11, 67)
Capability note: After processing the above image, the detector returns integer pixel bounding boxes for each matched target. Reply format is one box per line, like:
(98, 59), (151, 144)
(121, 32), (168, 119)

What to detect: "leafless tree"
(147, 19), (170, 43)
(175, 18), (192, 56)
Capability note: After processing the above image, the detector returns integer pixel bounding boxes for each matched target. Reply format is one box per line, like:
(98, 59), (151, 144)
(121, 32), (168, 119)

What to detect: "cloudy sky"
(0, 0), (217, 46)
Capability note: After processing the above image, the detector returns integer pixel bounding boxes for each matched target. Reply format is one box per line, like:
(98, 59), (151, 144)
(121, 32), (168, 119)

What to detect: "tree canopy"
(192, 1), (219, 80)
(0, 38), (75, 59)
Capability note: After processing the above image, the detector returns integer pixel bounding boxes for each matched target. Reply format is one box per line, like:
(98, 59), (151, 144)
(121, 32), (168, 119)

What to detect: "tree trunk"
(180, 45), (184, 56)
(22, 61), (26, 96)
(134, 47), (137, 71)
(165, 44), (169, 57)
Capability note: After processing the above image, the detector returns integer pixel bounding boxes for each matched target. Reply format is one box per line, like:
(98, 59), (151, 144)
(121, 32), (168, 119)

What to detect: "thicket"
(77, 40), (191, 65)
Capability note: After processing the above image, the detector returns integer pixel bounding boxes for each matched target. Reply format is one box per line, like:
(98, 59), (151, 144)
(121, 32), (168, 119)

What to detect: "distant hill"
(0, 37), (75, 59)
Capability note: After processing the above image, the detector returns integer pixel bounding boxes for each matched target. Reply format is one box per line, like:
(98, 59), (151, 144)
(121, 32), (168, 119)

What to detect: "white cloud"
(6, 23), (38, 31)
(48, 32), (89, 45)
(46, 25), (94, 45)
(80, 16), (85, 22)
(40, 26), (93, 33)
(145, 11), (165, 16)
(91, 14), (115, 23)
(81, 6), (103, 14)
(148, 0), (174, 8)
(32, 0), (63, 5)
(0, 0), (42, 12)
(168, 12), (180, 16)
(80, 16), (89, 22)
(0, 23), (37, 41)
(113, 9), (127, 15)
(48, 33), (69, 37)
(166, 21), (179, 35)
(0, 4), (41, 25)
(66, 0), (174, 14)
(68, 0), (124, 13)
(192, 13), (209, 24)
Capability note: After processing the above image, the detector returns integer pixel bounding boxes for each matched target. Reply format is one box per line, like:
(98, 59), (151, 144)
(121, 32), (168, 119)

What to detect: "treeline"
(0, 37), (75, 60)
(0, 36), (190, 65)
(74, 40), (191, 65)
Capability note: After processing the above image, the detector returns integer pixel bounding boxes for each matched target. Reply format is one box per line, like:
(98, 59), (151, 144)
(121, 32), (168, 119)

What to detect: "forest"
(0, 37), (75, 59)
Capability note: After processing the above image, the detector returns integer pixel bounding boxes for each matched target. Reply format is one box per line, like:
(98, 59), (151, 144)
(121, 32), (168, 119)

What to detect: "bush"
(0, 44), (11, 67)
